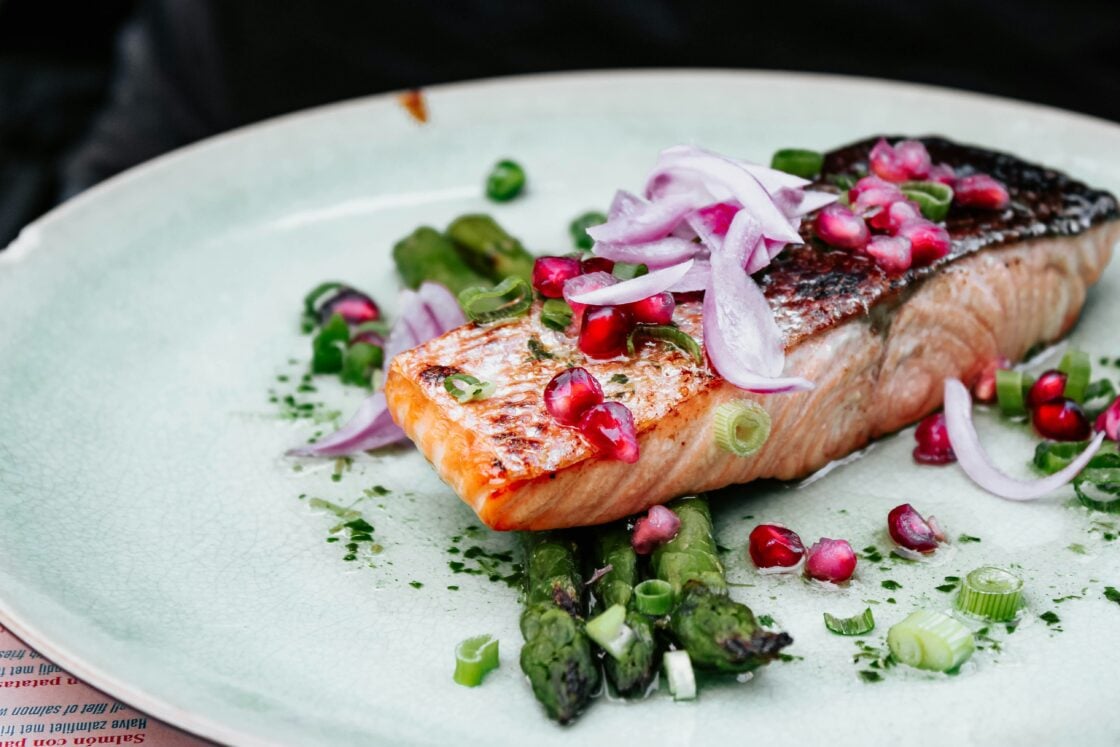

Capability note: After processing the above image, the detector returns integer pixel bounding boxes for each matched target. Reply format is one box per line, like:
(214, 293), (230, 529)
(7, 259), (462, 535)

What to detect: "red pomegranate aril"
(804, 538), (857, 583)
(928, 162), (957, 185)
(954, 173), (1010, 210)
(894, 140), (932, 180)
(748, 524), (806, 570)
(319, 289), (380, 325)
(814, 204), (870, 250)
(866, 235), (912, 273)
(579, 305), (633, 359)
(887, 504), (941, 553)
(543, 367), (604, 426)
(631, 505), (681, 555)
(626, 292), (676, 325)
(580, 256), (616, 275)
(1027, 369), (1068, 408)
(868, 138), (910, 182)
(532, 256), (583, 298)
(897, 219), (951, 265)
(885, 200), (924, 234)
(579, 401), (640, 463)
(1096, 397), (1120, 440)
(913, 412), (956, 465)
(852, 183), (906, 219)
(973, 356), (1011, 404)
(1033, 398), (1091, 441)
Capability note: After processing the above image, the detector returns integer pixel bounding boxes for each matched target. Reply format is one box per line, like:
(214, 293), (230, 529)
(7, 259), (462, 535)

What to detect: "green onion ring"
(955, 566), (1024, 622)
(1073, 452), (1120, 513)
(900, 181), (954, 222)
(540, 298), (574, 331)
(453, 634), (500, 687)
(770, 149), (824, 179)
(713, 401), (771, 457)
(887, 610), (974, 672)
(823, 607), (875, 636)
(457, 276), (533, 323)
(633, 579), (673, 616)
(995, 369), (1032, 417)
(585, 604), (635, 660)
(626, 324), (703, 365)
(443, 373), (495, 403)
(1058, 349), (1091, 403)
(1032, 440), (1093, 475)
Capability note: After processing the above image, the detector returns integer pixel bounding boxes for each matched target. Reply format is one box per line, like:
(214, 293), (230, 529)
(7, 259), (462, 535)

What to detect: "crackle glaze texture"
(2, 72), (1120, 747)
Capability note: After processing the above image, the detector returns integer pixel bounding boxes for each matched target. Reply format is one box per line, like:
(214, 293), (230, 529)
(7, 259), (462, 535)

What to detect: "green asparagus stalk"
(446, 214), (535, 285)
(519, 532), (600, 724)
(590, 525), (660, 697)
(391, 226), (490, 295)
(652, 496), (792, 673)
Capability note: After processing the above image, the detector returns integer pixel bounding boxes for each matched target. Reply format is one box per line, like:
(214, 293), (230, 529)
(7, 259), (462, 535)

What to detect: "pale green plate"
(2, 71), (1119, 747)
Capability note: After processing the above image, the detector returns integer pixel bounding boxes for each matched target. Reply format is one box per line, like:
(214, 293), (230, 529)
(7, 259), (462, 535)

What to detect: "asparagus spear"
(519, 532), (600, 724)
(392, 226), (490, 296)
(446, 214), (535, 285)
(590, 525), (659, 697)
(652, 496), (792, 673)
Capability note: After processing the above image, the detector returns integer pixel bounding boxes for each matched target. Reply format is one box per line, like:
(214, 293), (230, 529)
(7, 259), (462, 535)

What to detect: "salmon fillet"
(384, 137), (1120, 530)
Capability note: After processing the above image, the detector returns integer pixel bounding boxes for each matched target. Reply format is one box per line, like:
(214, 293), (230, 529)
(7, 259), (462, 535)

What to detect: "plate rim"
(2, 67), (1119, 747)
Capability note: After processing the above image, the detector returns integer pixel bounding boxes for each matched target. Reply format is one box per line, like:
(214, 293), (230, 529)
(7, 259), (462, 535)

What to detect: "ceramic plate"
(2, 71), (1119, 746)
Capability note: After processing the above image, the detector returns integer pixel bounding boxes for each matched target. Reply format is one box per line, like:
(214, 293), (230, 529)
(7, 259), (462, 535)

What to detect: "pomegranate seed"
(896, 219), (951, 265)
(1027, 369), (1068, 408)
(1033, 398), (1091, 441)
(580, 256), (615, 275)
(1096, 397), (1120, 440)
(852, 183), (906, 220)
(928, 162), (957, 185)
(866, 235), (912, 273)
(748, 524), (805, 570)
(868, 138), (911, 182)
(804, 538), (857, 583)
(885, 200), (924, 234)
(954, 173), (1010, 210)
(849, 175), (898, 199)
(887, 504), (941, 553)
(973, 356), (1012, 404)
(913, 412), (956, 465)
(631, 505), (681, 555)
(814, 204), (870, 250)
(543, 367), (604, 426)
(319, 288), (380, 325)
(626, 292), (676, 325)
(894, 140), (932, 180)
(563, 271), (617, 323)
(532, 256), (583, 298)
(579, 306), (633, 359)
(579, 401), (640, 463)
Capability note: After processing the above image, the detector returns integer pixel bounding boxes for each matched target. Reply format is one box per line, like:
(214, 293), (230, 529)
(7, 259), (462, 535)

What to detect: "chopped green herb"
(527, 337), (555, 361)
(409, 581), (424, 589)
(1039, 611), (1061, 626)
(609, 373), (629, 385)
(447, 585), (460, 591)
(861, 546), (884, 562)
(881, 580), (902, 590)
(935, 583), (959, 593)
(958, 534), (982, 543)
(859, 670), (883, 683)
(757, 614), (775, 628)
(1104, 586), (1120, 605)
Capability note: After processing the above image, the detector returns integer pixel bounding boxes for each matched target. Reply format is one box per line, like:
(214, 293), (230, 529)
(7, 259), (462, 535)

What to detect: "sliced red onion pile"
(578, 145), (837, 393)
(942, 377), (1106, 500)
(289, 282), (465, 457)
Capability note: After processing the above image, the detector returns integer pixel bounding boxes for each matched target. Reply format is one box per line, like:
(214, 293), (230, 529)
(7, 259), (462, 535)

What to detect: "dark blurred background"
(3, 0), (1119, 248)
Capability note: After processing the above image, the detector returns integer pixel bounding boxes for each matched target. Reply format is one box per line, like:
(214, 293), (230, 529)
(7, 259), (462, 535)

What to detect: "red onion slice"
(607, 189), (645, 220)
(703, 212), (813, 393)
(659, 145), (811, 193)
(587, 194), (696, 244)
(567, 260), (694, 306)
(292, 282), (465, 458)
(667, 258), (711, 292)
(592, 236), (702, 266)
(943, 378), (1106, 500)
(288, 392), (405, 457)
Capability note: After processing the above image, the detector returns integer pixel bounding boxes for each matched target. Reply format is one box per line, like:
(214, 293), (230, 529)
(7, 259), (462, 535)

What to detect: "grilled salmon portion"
(384, 137), (1120, 530)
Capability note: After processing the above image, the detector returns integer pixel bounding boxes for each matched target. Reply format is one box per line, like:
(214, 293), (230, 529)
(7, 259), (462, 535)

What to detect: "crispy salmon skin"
(385, 137), (1119, 530)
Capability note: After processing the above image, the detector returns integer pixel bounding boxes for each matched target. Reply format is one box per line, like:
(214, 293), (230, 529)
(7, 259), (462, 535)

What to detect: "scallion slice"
(713, 401), (771, 457)
(662, 649), (697, 701)
(443, 373), (495, 403)
(540, 298), (574, 331)
(585, 604), (635, 661)
(995, 369), (1032, 417)
(823, 607), (875, 636)
(302, 281), (344, 332)
(1058, 349), (1091, 403)
(1073, 452), (1120, 513)
(340, 342), (383, 387)
(634, 579), (673, 616)
(453, 634), (500, 687)
(900, 181), (955, 222)
(310, 313), (350, 374)
(1085, 378), (1117, 405)
(612, 262), (649, 280)
(770, 148), (824, 179)
(626, 324), (703, 365)
(955, 567), (1023, 622)
(569, 211), (607, 252)
(887, 610), (974, 672)
(458, 276), (533, 323)
(1033, 440), (1093, 475)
